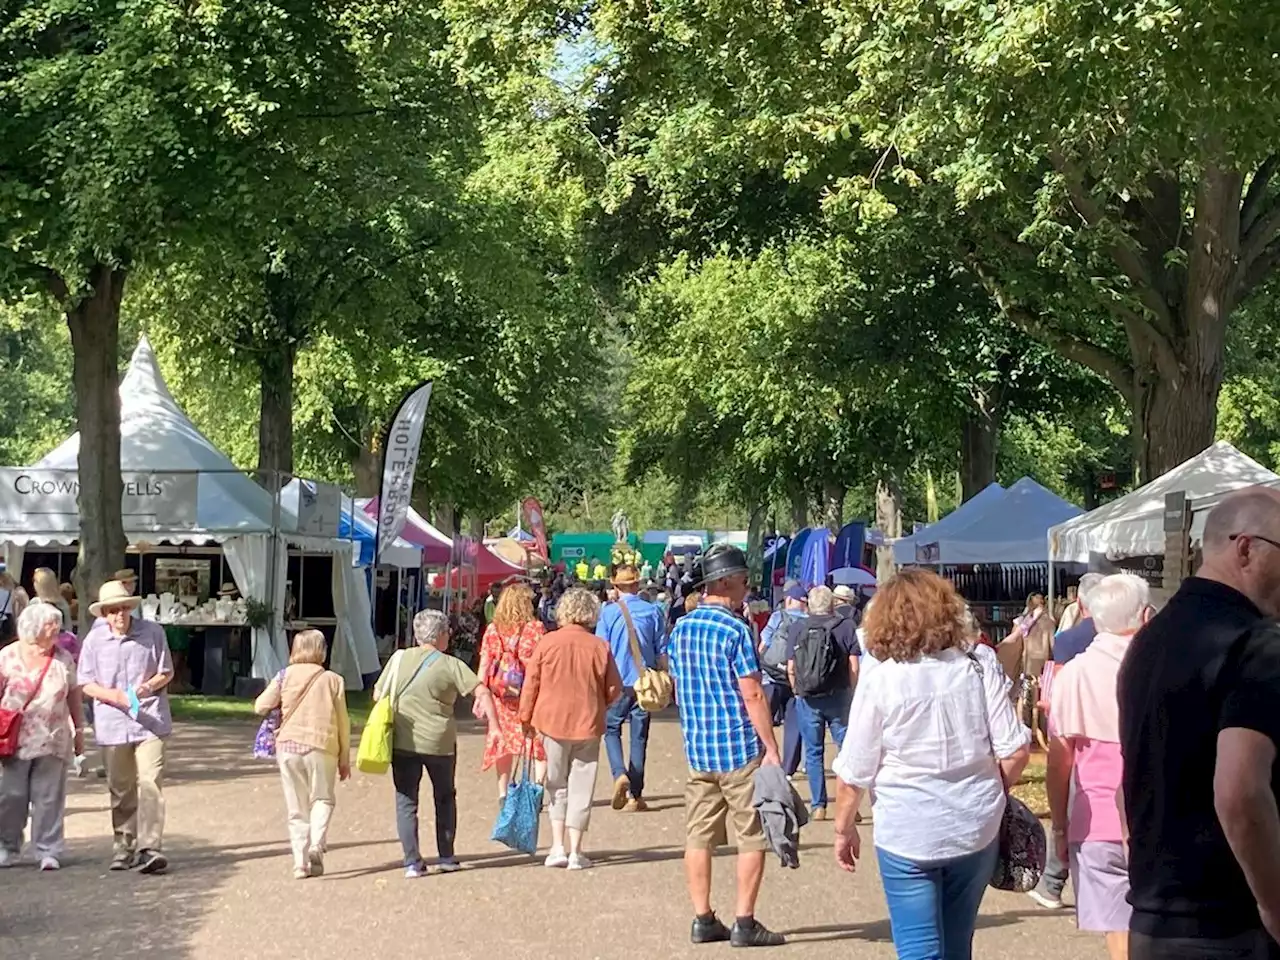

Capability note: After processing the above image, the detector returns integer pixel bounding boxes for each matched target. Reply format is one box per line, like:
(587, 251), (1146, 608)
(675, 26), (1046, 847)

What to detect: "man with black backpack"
(786, 585), (860, 820)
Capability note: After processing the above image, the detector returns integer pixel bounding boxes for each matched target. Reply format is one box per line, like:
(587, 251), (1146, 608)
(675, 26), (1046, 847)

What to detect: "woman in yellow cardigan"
(255, 630), (351, 879)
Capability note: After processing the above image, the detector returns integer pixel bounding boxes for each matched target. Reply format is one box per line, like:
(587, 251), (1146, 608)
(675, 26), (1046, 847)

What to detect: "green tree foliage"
(1, 0), (487, 600)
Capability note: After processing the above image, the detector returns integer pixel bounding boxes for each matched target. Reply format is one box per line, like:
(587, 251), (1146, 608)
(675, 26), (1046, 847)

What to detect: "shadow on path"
(0, 833), (237, 960)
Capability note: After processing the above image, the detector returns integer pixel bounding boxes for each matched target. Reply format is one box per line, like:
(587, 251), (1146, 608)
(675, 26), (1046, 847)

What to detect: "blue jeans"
(876, 841), (999, 960)
(604, 689), (650, 799)
(795, 689), (852, 809)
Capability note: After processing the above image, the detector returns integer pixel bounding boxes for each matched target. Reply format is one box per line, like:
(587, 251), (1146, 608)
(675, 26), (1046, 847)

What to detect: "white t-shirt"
(834, 645), (1029, 862)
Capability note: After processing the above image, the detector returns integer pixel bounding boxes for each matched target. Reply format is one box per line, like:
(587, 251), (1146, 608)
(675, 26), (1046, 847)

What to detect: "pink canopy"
(429, 541), (526, 592)
(359, 498), (453, 566)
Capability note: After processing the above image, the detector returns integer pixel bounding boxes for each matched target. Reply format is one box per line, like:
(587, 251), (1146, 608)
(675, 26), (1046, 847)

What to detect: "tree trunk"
(353, 435), (380, 498)
(63, 265), (128, 631)
(960, 400), (1001, 502)
(468, 515), (485, 540)
(255, 341), (296, 489)
(1131, 358), (1222, 484)
(790, 490), (808, 532)
(746, 505), (766, 587)
(433, 504), (458, 536)
(822, 482), (845, 534)
(875, 476), (903, 584)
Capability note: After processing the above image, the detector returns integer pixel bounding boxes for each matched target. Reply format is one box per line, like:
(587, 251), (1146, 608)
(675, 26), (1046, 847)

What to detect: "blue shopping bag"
(491, 745), (543, 855)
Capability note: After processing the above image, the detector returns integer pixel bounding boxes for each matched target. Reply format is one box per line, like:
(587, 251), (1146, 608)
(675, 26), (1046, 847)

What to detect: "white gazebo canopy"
(1049, 441), (1280, 563)
(0, 337), (382, 687)
(11, 337), (278, 546)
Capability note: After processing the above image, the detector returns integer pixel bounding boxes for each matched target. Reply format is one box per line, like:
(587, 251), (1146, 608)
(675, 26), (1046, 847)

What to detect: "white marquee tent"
(916, 477), (1082, 565)
(0, 338), (381, 687)
(893, 481), (1005, 565)
(1049, 440), (1280, 563)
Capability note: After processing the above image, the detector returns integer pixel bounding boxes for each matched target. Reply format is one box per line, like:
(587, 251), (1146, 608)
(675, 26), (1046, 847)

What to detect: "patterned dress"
(0, 645), (76, 760)
(480, 620), (546, 769)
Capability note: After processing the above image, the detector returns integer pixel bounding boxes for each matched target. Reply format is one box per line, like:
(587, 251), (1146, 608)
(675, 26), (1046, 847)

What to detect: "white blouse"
(833, 645), (1029, 862)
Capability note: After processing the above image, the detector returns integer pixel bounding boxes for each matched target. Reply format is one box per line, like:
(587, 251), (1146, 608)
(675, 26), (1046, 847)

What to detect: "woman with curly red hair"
(831, 569), (1031, 960)
(477, 583), (547, 801)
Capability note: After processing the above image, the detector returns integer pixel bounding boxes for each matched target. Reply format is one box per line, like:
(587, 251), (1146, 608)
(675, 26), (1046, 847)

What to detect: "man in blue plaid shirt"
(669, 545), (784, 948)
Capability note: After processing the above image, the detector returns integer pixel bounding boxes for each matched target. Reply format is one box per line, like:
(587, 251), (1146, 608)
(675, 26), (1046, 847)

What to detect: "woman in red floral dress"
(477, 583), (546, 801)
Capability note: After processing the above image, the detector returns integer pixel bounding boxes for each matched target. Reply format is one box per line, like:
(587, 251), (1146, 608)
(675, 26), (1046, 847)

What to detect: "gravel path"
(0, 717), (1095, 960)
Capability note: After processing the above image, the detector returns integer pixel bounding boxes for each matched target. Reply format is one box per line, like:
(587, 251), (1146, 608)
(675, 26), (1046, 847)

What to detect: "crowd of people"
(3, 486), (1280, 960)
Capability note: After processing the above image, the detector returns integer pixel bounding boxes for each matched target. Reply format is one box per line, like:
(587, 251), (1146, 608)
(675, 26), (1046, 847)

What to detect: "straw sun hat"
(89, 580), (144, 618)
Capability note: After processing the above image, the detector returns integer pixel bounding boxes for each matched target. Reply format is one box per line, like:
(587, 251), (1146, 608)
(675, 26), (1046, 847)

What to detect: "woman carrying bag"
(371, 611), (502, 879)
(253, 630), (351, 880)
(830, 570), (1033, 960)
(518, 588), (623, 871)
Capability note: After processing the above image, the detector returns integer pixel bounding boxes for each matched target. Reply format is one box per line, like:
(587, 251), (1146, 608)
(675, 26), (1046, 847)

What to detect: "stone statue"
(611, 509), (629, 543)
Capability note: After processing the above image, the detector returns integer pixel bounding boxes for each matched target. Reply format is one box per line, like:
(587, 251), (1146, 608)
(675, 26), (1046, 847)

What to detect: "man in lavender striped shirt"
(79, 580), (174, 875)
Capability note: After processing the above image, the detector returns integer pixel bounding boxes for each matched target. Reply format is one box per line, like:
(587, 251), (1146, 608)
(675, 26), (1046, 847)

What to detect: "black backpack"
(793, 617), (844, 697)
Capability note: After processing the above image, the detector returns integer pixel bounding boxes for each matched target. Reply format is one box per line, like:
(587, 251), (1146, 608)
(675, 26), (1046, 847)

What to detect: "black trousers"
(391, 751), (457, 865)
(1130, 931), (1276, 960)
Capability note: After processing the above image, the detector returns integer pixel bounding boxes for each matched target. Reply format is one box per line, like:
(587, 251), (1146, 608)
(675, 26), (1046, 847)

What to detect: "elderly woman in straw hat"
(79, 580), (175, 874)
(0, 602), (84, 870)
(255, 629), (350, 879)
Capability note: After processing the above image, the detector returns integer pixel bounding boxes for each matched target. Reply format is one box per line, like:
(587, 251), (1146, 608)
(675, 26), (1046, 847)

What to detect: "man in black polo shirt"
(1119, 486), (1280, 960)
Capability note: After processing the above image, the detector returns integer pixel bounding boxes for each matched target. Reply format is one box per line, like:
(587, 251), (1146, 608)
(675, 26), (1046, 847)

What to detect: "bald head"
(1199, 485), (1280, 616)
(1203, 486), (1280, 552)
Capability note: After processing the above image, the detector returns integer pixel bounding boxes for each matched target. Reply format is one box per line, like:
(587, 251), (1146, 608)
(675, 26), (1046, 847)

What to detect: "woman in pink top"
(1048, 573), (1152, 960)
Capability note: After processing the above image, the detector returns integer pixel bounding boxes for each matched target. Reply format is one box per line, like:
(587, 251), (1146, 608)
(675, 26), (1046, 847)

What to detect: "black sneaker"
(691, 914), (732, 944)
(730, 919), (785, 948)
(109, 850), (136, 871)
(136, 849), (168, 875)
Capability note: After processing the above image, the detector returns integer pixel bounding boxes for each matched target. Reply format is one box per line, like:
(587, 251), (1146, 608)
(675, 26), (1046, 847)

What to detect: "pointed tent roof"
(1050, 440), (1280, 563)
(33, 337), (277, 542)
(893, 481), (1005, 564)
(924, 477), (1082, 564)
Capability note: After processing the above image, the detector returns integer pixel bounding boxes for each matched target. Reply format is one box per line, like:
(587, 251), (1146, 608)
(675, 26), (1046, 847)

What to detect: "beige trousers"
(278, 751), (338, 870)
(104, 738), (166, 853)
(544, 737), (600, 832)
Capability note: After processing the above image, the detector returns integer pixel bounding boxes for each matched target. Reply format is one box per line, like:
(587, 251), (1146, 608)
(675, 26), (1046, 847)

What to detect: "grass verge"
(170, 691), (374, 728)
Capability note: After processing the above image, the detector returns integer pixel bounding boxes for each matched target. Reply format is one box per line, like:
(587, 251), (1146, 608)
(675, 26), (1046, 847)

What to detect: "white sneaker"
(1027, 888), (1064, 910)
(39, 857), (60, 872)
(567, 853), (593, 871)
(543, 847), (569, 868)
(0, 849), (14, 868)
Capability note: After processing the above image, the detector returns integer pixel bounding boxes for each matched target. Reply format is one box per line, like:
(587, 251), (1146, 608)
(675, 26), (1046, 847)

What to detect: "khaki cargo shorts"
(684, 755), (765, 852)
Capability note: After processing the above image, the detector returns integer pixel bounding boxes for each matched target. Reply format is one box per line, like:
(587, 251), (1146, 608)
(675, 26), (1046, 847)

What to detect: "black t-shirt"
(1119, 577), (1280, 942)
(784, 614), (861, 692)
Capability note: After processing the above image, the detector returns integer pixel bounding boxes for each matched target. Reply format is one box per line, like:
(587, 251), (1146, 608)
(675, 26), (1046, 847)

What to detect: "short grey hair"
(413, 609), (450, 647)
(18, 601), (62, 643)
(1076, 572), (1105, 608)
(808, 585), (834, 616)
(556, 587), (601, 629)
(1088, 574), (1151, 634)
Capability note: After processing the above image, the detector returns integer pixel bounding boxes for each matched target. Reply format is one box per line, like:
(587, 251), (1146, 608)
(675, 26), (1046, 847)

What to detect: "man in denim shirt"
(596, 565), (666, 811)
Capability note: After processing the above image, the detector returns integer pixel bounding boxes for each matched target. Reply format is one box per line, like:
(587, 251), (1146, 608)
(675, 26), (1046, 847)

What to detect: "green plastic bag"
(356, 695), (394, 774)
